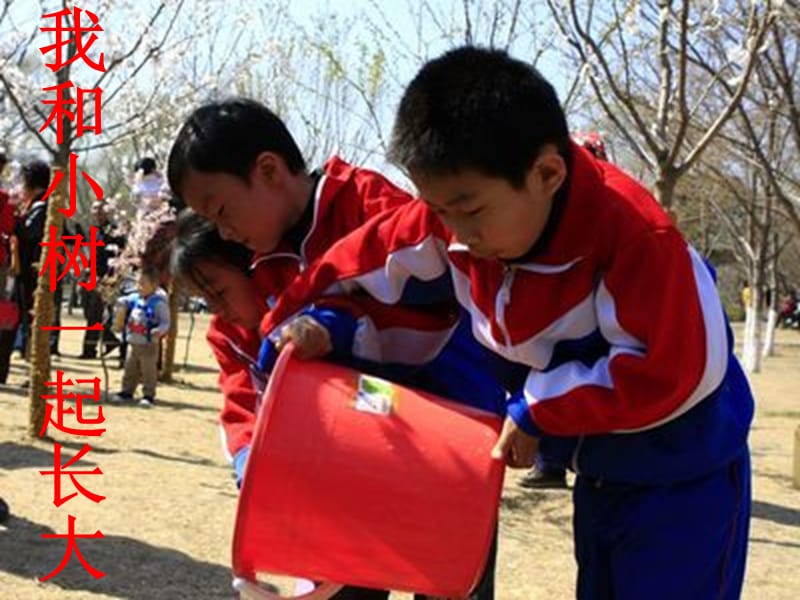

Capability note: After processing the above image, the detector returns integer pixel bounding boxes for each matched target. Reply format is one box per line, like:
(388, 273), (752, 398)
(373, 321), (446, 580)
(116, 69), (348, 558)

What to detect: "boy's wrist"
(301, 306), (357, 358)
(257, 338), (279, 373)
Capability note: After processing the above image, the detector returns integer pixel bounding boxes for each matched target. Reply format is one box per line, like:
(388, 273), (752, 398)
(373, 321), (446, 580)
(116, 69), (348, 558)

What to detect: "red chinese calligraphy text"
(39, 371), (106, 438)
(40, 443), (105, 507)
(39, 515), (105, 581)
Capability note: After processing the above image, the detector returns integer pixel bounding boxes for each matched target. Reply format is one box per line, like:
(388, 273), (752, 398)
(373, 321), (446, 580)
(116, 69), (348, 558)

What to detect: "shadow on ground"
(0, 441), (102, 470)
(0, 514), (233, 600)
(169, 377), (227, 396)
(752, 500), (800, 528)
(0, 384), (28, 399)
(144, 395), (218, 412)
(0, 439), (220, 471)
(176, 363), (220, 375)
(131, 447), (220, 468)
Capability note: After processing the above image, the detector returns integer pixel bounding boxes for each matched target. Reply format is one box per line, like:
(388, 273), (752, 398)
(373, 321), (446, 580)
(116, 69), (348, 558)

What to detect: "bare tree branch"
(666, 0), (691, 165)
(98, 1), (185, 109)
(610, 0), (633, 99)
(0, 71), (55, 155)
(768, 25), (800, 156)
(462, 0), (473, 45)
(504, 0), (522, 50)
(560, 0), (663, 157)
(654, 0), (674, 148)
(679, 2), (774, 173)
(0, 0), (13, 27)
(90, 2), (170, 91)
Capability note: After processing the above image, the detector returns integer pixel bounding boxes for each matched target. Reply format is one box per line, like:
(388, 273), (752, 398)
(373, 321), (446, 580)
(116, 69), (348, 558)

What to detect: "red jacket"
(209, 156), (414, 460)
(250, 156), (414, 309)
(0, 189), (13, 265)
(258, 145), (752, 484)
(206, 315), (265, 461)
(260, 145), (732, 436)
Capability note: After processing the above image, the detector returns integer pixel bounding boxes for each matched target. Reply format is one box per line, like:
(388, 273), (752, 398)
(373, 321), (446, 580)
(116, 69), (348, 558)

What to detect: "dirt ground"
(1, 312), (799, 599)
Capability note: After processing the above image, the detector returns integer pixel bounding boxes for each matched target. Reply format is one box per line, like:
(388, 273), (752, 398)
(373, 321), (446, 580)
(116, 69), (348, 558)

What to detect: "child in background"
(114, 267), (170, 407)
(261, 46), (754, 600)
(0, 150), (16, 384)
(131, 156), (166, 219)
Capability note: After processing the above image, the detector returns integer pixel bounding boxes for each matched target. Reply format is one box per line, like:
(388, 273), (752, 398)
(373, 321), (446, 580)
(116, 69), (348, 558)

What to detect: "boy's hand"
(277, 315), (332, 360)
(491, 416), (539, 469)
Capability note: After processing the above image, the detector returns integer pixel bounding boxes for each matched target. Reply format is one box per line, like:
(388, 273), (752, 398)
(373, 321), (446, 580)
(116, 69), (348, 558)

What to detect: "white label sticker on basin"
(354, 375), (395, 415)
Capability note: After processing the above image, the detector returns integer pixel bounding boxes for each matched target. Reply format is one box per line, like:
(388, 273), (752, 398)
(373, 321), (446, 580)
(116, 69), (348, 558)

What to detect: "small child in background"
(113, 267), (170, 407)
(131, 156), (166, 219)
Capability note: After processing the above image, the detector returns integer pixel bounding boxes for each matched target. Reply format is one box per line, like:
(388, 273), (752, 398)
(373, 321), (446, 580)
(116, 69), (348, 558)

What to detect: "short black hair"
(21, 159), (51, 191)
(0, 151), (7, 170)
(134, 157), (157, 175)
(389, 46), (570, 188)
(138, 265), (161, 286)
(170, 208), (252, 295)
(167, 98), (306, 195)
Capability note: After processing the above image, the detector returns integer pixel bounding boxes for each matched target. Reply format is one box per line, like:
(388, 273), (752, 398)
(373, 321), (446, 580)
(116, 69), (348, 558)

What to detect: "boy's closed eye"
(435, 204), (485, 218)
(464, 205), (484, 216)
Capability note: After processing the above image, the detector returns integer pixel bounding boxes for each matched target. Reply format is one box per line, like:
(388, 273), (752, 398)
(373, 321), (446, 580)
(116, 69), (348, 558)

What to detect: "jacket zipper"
(495, 266), (514, 347)
(498, 264), (583, 473)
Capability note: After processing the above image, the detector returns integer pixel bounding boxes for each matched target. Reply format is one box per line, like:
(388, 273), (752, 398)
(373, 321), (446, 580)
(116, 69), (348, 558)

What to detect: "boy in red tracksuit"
(261, 47), (753, 600)
(167, 99), (500, 600)
(167, 98), (416, 483)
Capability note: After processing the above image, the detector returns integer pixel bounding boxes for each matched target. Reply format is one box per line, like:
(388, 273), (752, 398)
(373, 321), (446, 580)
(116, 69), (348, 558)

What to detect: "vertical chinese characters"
(36, 5), (108, 582)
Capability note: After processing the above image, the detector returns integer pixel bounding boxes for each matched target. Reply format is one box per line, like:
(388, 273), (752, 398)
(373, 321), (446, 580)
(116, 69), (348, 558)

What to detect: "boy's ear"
(529, 145), (566, 197)
(253, 152), (282, 184)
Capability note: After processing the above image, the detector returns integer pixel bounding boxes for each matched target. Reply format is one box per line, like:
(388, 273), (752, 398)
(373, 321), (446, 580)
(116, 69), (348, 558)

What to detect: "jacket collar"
(250, 156), (358, 271)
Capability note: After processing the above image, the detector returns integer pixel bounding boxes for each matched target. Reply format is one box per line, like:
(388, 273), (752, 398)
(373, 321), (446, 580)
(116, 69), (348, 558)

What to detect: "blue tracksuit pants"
(573, 449), (751, 600)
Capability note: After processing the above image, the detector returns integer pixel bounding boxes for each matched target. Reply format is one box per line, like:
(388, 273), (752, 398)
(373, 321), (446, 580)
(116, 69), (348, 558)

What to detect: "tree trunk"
(762, 301), (777, 359)
(742, 286), (762, 373)
(762, 235), (778, 358)
(183, 303), (196, 370)
(27, 169), (65, 437)
(654, 167), (678, 217)
(742, 254), (768, 376)
(742, 302), (756, 372)
(159, 280), (180, 382)
(742, 245), (765, 374)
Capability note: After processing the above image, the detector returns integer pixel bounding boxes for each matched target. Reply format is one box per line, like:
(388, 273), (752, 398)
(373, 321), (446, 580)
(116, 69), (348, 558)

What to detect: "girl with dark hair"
(171, 209), (265, 330)
(171, 208), (294, 483)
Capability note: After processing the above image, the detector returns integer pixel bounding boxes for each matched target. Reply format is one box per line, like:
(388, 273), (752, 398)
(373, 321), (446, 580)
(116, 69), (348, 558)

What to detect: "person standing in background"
(0, 151), (17, 384)
(77, 200), (122, 359)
